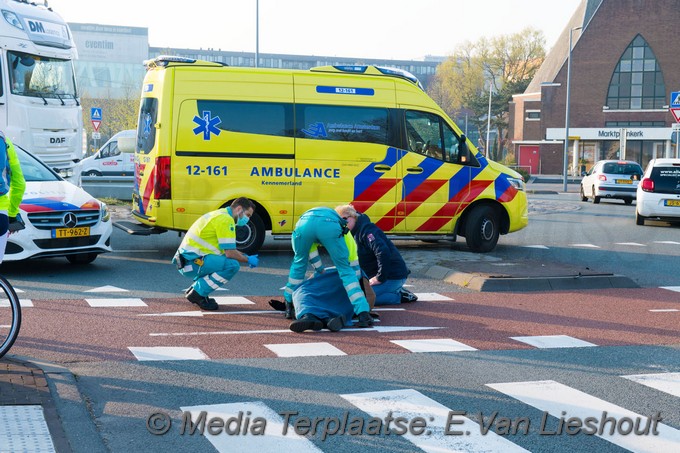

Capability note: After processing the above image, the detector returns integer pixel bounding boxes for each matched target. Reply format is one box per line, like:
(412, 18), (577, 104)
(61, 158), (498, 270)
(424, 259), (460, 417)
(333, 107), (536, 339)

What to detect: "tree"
(428, 27), (545, 161)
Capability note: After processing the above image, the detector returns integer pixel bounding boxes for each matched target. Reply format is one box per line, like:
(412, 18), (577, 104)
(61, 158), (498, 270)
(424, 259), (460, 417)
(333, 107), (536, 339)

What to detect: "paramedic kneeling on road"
(173, 198), (258, 310)
(336, 205), (416, 305)
(283, 207), (373, 327)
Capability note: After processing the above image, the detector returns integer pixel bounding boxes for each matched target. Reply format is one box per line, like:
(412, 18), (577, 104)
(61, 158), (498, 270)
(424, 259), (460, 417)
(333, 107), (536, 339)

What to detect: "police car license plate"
(52, 227), (90, 238)
(615, 179), (632, 184)
(664, 199), (680, 207)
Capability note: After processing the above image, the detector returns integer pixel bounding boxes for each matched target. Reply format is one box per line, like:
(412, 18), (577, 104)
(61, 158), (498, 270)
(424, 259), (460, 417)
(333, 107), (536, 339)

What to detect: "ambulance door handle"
(406, 167), (423, 174)
(374, 164), (392, 173)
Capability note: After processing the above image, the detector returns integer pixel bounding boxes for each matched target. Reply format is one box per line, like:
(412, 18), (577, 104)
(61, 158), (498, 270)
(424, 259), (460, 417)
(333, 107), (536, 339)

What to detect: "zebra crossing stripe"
(85, 298), (147, 307)
(341, 389), (529, 452)
(622, 372), (680, 398)
(0, 299), (32, 307)
(390, 338), (477, 353)
(487, 380), (680, 453)
(128, 347), (209, 361)
(510, 335), (597, 349)
(264, 342), (347, 358)
(179, 402), (322, 452)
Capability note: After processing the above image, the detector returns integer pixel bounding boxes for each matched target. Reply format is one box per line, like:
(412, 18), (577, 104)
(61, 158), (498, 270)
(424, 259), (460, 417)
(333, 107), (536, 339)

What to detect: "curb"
(425, 265), (639, 292)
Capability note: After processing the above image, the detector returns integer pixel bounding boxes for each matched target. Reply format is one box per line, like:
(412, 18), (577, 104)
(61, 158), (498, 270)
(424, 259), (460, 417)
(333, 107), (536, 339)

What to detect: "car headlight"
(507, 177), (526, 192)
(100, 202), (110, 222)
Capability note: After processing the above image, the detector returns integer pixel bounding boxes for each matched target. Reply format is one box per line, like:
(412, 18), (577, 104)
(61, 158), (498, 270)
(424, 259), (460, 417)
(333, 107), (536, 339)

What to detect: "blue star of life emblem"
(143, 113), (152, 139)
(193, 110), (222, 140)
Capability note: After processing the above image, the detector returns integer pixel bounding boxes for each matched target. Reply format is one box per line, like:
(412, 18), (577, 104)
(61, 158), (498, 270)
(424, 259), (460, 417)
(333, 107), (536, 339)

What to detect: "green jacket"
(0, 136), (26, 217)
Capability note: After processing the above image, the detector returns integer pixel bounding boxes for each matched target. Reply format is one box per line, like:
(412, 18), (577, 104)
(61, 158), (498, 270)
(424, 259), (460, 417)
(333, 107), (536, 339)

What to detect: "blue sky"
(47, 0), (583, 60)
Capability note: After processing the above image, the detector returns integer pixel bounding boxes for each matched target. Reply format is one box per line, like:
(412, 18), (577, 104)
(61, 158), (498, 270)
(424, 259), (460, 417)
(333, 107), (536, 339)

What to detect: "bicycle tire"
(0, 274), (21, 359)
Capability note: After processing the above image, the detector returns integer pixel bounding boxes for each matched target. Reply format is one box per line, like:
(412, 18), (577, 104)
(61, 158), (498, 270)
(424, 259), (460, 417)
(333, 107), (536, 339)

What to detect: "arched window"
(606, 35), (665, 110)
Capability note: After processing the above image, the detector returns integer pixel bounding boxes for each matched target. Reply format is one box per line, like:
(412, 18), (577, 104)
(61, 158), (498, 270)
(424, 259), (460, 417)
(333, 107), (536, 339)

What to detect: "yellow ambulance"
(123, 56), (528, 253)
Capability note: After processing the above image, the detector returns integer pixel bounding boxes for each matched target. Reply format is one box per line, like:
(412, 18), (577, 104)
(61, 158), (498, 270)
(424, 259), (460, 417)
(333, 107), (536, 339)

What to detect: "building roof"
(524, 0), (603, 93)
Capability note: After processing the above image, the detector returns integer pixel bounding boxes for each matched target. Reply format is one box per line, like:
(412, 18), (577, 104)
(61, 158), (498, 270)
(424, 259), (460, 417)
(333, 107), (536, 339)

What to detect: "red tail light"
(598, 174), (607, 181)
(640, 178), (654, 192)
(154, 156), (171, 199)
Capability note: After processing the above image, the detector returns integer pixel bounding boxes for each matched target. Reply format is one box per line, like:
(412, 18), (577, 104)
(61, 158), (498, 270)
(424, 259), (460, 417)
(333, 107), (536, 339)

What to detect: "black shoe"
(356, 311), (374, 328)
(186, 288), (218, 310)
(268, 299), (286, 311)
(289, 315), (323, 333)
(284, 302), (296, 320)
(399, 288), (418, 303)
(325, 315), (345, 332)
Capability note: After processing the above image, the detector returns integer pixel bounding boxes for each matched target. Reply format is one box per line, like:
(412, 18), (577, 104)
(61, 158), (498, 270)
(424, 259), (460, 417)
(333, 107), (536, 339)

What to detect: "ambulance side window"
(443, 123), (479, 166)
(405, 111), (444, 159)
(137, 97), (158, 155)
(297, 104), (389, 145)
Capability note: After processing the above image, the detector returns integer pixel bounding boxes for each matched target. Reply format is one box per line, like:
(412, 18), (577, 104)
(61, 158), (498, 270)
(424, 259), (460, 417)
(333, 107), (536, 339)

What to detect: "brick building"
(509, 0), (680, 175)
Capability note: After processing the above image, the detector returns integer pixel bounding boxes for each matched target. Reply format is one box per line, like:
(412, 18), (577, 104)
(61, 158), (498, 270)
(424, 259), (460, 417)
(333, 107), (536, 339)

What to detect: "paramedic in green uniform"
(0, 133), (26, 262)
(173, 197), (258, 310)
(283, 206), (373, 327)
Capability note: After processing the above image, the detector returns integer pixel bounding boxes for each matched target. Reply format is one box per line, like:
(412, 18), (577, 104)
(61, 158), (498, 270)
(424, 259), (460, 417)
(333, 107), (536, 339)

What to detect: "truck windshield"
(8, 51), (77, 99)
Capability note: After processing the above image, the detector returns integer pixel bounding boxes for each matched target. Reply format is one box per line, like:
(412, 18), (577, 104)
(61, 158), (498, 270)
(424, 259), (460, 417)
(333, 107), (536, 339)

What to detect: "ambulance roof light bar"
(310, 64), (424, 90)
(144, 55), (227, 69)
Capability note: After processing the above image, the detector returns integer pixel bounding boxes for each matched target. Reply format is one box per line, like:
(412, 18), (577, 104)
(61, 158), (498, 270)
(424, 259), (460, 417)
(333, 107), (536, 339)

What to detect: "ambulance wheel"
(236, 211), (265, 255)
(85, 170), (102, 177)
(465, 205), (500, 253)
(67, 253), (98, 265)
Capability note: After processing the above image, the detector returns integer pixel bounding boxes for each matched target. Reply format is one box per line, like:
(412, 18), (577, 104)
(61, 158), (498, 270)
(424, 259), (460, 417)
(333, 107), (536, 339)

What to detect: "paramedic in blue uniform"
(173, 197), (258, 310)
(283, 206), (373, 327)
(0, 132), (26, 262)
(335, 205), (416, 305)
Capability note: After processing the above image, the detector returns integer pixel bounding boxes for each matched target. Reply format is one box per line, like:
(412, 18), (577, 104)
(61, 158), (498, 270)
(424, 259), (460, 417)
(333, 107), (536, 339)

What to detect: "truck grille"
(27, 210), (100, 230)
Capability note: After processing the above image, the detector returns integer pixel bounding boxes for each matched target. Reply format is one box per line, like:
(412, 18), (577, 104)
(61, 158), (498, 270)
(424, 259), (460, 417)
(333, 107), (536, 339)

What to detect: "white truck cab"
(80, 129), (136, 177)
(0, 0), (82, 183)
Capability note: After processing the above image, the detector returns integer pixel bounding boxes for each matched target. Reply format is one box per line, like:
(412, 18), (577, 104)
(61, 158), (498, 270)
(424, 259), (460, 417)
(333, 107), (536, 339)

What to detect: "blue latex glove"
(246, 254), (259, 268)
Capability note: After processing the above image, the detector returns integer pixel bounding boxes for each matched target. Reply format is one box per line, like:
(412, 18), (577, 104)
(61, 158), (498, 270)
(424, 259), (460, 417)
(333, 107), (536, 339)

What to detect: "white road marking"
(140, 310), (281, 317)
(0, 299), (32, 307)
(414, 293), (453, 301)
(85, 298), (147, 307)
(391, 338), (478, 353)
(84, 285), (129, 293)
(570, 243), (600, 248)
(622, 372), (680, 398)
(128, 346), (209, 361)
(0, 405), (55, 452)
(510, 335), (597, 348)
(342, 389), (529, 453)
(523, 245), (550, 249)
(660, 286), (680, 292)
(180, 402), (322, 452)
(265, 342), (347, 357)
(487, 380), (680, 453)
(213, 296), (255, 305)
(614, 242), (646, 247)
(654, 241), (680, 245)
(648, 309), (679, 312)
(150, 325), (442, 337)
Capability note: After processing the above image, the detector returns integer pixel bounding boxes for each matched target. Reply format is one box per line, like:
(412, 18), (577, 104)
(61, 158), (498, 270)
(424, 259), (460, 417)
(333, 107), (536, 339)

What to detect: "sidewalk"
(0, 356), (71, 452)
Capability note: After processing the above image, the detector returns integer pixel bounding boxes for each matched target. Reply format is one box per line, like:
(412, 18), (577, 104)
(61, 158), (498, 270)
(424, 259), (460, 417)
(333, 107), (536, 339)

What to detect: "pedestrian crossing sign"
(671, 91), (680, 108)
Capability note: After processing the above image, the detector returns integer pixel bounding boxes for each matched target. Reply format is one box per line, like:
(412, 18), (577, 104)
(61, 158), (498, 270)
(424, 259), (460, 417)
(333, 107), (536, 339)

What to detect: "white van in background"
(80, 130), (136, 177)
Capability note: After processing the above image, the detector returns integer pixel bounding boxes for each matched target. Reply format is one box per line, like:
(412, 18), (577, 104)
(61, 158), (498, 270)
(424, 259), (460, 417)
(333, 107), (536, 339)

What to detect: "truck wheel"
(67, 253), (98, 265)
(464, 205), (500, 253)
(236, 211), (265, 255)
(85, 170), (102, 177)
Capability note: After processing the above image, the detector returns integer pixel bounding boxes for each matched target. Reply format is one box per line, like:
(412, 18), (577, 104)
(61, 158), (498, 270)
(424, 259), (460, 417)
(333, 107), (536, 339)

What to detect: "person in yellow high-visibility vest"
(0, 133), (26, 263)
(173, 197), (258, 310)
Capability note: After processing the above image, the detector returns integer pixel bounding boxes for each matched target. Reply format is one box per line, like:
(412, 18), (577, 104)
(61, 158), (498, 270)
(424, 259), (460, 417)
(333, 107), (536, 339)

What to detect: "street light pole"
(255, 0), (259, 67)
(486, 82), (492, 159)
(562, 26), (581, 192)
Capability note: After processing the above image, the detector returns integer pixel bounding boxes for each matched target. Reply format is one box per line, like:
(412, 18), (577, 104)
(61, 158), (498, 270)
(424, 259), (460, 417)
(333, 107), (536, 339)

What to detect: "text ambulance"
(124, 57), (528, 254)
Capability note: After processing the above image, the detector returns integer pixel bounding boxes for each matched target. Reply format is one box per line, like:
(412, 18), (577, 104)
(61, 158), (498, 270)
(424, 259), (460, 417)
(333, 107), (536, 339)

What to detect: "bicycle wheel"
(0, 275), (21, 359)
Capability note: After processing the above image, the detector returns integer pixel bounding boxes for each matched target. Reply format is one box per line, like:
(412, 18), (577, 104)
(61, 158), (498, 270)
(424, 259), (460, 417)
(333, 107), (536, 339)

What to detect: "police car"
(5, 145), (113, 264)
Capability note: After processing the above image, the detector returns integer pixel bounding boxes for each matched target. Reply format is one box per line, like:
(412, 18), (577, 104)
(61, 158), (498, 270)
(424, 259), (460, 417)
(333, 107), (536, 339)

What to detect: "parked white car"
(5, 146), (113, 264)
(80, 130), (136, 177)
(636, 158), (680, 226)
(580, 160), (643, 204)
